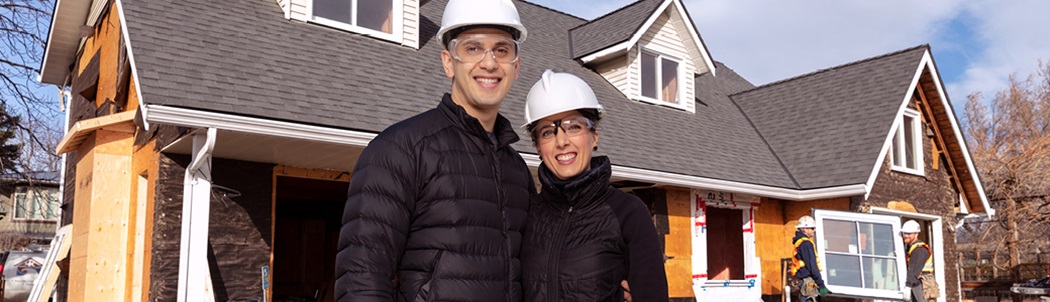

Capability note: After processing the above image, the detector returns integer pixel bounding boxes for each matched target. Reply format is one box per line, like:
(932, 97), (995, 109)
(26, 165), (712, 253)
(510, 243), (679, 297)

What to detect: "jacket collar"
(539, 156), (613, 209)
(438, 93), (520, 148)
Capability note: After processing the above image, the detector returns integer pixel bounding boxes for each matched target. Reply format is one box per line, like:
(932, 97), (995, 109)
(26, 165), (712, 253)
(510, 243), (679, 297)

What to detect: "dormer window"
(639, 49), (683, 107)
(890, 109), (923, 175)
(311, 0), (402, 41)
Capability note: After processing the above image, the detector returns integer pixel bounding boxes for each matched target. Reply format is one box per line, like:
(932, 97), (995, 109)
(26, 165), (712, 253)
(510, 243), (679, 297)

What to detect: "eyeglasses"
(447, 35), (519, 64)
(532, 116), (595, 142)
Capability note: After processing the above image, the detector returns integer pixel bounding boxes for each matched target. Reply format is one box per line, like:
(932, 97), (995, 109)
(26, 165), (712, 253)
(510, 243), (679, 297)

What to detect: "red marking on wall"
(745, 274), (758, 279)
(693, 274), (707, 279)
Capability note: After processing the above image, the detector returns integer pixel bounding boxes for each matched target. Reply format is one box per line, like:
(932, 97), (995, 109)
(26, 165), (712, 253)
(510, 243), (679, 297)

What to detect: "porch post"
(177, 128), (216, 302)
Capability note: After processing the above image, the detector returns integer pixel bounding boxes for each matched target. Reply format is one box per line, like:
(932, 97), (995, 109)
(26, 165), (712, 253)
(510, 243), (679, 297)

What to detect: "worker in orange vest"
(902, 220), (936, 302)
(791, 215), (830, 301)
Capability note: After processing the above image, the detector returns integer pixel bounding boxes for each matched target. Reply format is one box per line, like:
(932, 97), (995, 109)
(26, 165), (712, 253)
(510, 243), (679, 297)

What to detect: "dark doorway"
(273, 176), (348, 302)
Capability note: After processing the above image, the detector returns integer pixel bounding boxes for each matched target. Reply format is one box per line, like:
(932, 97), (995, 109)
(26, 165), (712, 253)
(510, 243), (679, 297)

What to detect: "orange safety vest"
(790, 237), (822, 276)
(907, 241), (935, 274)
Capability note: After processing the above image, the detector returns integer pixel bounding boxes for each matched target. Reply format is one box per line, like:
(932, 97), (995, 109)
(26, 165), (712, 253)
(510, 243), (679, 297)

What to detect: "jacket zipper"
(546, 205), (573, 302)
(488, 144), (511, 301)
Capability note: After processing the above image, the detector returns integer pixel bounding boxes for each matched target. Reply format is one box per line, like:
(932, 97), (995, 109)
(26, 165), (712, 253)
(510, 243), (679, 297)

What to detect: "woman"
(521, 70), (669, 302)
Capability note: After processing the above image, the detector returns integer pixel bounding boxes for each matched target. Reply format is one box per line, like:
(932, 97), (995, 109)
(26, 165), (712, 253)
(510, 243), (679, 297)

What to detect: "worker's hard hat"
(523, 70), (604, 127)
(437, 0), (528, 46)
(795, 215), (816, 229)
(901, 220), (922, 233)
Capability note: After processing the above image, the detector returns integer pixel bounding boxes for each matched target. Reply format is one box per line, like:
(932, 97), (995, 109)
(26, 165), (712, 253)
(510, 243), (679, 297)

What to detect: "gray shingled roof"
(568, 0), (662, 59)
(121, 0), (932, 190)
(732, 46), (929, 189)
(121, 0), (801, 188)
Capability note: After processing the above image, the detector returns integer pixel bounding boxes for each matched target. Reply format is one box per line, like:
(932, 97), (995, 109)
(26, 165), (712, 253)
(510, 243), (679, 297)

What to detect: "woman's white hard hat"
(523, 70), (604, 127)
(795, 215), (816, 229)
(437, 0), (528, 46)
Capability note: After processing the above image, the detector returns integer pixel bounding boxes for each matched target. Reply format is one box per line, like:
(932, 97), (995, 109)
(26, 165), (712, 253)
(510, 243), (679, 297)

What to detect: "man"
(791, 215), (830, 302)
(334, 0), (532, 301)
(902, 220), (936, 302)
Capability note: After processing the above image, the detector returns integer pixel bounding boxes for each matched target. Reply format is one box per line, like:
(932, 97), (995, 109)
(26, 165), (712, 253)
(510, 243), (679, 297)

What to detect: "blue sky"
(528, 0), (1050, 114)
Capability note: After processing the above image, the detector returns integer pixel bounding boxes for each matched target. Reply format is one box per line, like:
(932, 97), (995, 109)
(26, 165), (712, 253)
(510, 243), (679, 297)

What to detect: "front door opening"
(273, 176), (348, 302)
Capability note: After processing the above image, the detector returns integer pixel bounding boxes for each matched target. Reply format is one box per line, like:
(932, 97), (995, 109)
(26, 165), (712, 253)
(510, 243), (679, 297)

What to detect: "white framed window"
(309, 0), (402, 42)
(638, 49), (683, 108)
(890, 109), (924, 175)
(13, 186), (60, 221)
(813, 209), (908, 300)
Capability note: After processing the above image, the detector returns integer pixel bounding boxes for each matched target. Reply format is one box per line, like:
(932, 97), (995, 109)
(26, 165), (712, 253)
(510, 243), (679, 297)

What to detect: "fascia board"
(39, 0), (92, 84)
(148, 105), (871, 201)
(863, 55), (927, 199)
(919, 51), (994, 217)
(524, 153), (867, 201)
(142, 105), (376, 147)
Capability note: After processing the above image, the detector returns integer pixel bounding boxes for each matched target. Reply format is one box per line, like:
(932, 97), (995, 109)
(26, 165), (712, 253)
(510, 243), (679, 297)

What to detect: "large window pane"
(891, 132), (903, 167)
(823, 219), (858, 253)
(860, 222), (896, 256)
(903, 115), (917, 169)
(14, 191), (26, 218)
(826, 253), (862, 287)
(641, 52), (657, 99)
(357, 0), (393, 33)
(862, 257), (899, 290)
(660, 58), (678, 103)
(314, 0), (352, 23)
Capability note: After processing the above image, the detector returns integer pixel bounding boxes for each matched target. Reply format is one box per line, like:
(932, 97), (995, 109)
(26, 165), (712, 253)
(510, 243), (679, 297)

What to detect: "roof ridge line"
(567, 0), (660, 33)
(519, 0), (587, 22)
(732, 44), (929, 96)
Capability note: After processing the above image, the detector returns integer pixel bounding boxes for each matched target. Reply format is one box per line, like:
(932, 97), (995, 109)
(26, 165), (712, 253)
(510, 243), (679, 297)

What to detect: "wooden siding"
(918, 70), (984, 213)
(290, 0), (419, 49)
(289, 0), (308, 22)
(276, 0), (289, 17)
(636, 9), (696, 113)
(596, 55), (630, 97)
(402, 0), (419, 48)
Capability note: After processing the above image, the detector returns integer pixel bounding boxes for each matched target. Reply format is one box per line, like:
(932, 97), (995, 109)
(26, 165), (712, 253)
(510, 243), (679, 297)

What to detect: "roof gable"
(569, 0), (714, 75)
(732, 46), (928, 190)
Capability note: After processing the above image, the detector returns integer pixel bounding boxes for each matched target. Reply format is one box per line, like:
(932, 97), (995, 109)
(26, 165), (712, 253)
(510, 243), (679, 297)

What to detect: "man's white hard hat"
(437, 0), (528, 46)
(901, 220), (922, 233)
(795, 215), (816, 229)
(523, 70), (604, 127)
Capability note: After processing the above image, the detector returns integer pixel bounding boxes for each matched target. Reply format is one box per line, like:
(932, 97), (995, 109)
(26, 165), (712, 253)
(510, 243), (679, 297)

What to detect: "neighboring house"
(38, 0), (993, 301)
(0, 172), (60, 249)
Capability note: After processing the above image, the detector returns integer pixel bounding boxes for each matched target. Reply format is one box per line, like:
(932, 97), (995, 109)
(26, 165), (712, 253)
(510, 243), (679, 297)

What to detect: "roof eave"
(578, 41), (631, 65)
(39, 0), (95, 85)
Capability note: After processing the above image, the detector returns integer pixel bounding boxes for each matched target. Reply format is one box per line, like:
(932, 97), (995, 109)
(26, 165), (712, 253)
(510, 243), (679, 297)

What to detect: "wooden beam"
(56, 110), (137, 154)
(915, 84), (971, 209)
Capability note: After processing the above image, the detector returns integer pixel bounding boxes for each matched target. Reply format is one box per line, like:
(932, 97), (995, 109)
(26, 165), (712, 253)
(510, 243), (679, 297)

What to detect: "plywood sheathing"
(664, 187), (693, 297)
(69, 128), (134, 302)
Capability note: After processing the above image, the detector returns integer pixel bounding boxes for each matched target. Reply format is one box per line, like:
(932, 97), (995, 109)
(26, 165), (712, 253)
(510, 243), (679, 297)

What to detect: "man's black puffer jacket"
(522, 156), (669, 302)
(335, 94), (533, 302)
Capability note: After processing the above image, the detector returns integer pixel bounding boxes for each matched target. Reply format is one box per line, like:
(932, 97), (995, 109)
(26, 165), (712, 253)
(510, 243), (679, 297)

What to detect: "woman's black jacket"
(522, 156), (669, 302)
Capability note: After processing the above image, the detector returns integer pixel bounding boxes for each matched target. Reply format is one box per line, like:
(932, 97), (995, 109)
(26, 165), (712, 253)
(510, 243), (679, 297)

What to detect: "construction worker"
(791, 215), (830, 302)
(902, 220), (936, 302)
